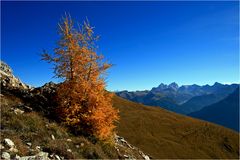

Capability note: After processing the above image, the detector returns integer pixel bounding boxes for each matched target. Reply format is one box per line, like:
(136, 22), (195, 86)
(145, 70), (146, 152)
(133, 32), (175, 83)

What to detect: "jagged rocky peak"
(0, 61), (13, 75)
(168, 82), (179, 90)
(151, 82), (179, 92)
(157, 83), (168, 89)
(0, 60), (30, 89)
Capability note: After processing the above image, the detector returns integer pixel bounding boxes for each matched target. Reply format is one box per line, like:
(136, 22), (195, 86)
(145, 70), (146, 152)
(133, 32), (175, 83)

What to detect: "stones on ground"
(4, 138), (14, 148)
(17, 104), (33, 112)
(36, 146), (41, 151)
(116, 135), (134, 149)
(15, 154), (20, 159)
(114, 134), (151, 159)
(17, 152), (50, 160)
(55, 154), (61, 160)
(66, 139), (72, 142)
(9, 147), (18, 153)
(26, 142), (32, 146)
(75, 145), (80, 148)
(14, 108), (24, 115)
(17, 155), (35, 160)
(80, 142), (84, 147)
(143, 155), (150, 160)
(51, 134), (55, 140)
(67, 149), (72, 152)
(123, 154), (129, 158)
(139, 150), (150, 160)
(126, 143), (133, 149)
(0, 144), (5, 149)
(1, 152), (10, 159)
(36, 151), (49, 159)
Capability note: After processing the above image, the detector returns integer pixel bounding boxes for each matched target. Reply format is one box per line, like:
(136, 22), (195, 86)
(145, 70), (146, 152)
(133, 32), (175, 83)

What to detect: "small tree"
(42, 14), (119, 141)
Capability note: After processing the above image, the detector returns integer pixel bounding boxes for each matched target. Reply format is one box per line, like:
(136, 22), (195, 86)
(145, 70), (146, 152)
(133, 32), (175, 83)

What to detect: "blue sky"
(1, 1), (239, 91)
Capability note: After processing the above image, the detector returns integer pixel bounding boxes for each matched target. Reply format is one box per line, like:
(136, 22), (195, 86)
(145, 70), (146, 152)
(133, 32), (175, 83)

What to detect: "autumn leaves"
(42, 15), (119, 141)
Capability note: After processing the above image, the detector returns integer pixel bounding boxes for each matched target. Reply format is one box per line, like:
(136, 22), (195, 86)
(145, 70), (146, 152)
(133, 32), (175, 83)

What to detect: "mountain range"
(116, 82), (239, 131)
(116, 82), (239, 114)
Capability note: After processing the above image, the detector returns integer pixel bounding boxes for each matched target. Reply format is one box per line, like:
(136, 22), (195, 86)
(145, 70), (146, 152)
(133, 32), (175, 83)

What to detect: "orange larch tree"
(42, 14), (119, 141)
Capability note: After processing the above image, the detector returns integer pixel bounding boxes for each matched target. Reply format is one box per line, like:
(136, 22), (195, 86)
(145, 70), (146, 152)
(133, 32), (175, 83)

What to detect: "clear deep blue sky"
(2, 1), (239, 91)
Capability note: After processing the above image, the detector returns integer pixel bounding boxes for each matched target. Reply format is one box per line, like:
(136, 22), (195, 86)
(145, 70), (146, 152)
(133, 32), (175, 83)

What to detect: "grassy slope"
(1, 92), (118, 159)
(113, 95), (239, 159)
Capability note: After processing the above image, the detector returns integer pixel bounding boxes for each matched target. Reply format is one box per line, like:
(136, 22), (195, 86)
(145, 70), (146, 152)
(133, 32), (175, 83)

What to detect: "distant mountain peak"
(157, 83), (168, 89)
(213, 82), (222, 86)
(168, 82), (179, 89)
(158, 83), (166, 86)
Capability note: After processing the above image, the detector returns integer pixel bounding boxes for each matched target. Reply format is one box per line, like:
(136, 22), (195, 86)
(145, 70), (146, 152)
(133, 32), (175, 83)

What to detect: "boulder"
(26, 142), (32, 146)
(51, 135), (55, 140)
(14, 108), (25, 115)
(4, 138), (14, 148)
(66, 139), (72, 142)
(1, 152), (10, 160)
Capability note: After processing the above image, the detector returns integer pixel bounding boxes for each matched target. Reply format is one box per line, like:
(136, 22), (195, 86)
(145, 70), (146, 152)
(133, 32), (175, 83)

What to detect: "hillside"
(180, 93), (224, 114)
(0, 61), (150, 160)
(189, 88), (239, 132)
(113, 95), (239, 159)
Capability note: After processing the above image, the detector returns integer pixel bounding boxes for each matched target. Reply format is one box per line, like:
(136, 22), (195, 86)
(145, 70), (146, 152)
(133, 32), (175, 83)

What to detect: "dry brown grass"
(0, 93), (119, 159)
(1, 90), (239, 159)
(113, 95), (239, 159)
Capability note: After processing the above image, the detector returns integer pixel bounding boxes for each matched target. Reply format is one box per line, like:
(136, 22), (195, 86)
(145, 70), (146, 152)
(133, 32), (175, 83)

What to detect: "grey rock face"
(0, 61), (30, 89)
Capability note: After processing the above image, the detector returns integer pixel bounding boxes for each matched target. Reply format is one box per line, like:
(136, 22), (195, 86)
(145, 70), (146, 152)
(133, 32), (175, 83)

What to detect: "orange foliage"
(42, 14), (119, 141)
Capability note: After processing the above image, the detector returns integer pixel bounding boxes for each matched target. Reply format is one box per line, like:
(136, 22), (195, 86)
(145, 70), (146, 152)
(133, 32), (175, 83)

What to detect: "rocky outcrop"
(0, 61), (30, 90)
(114, 135), (150, 160)
(1, 138), (51, 160)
